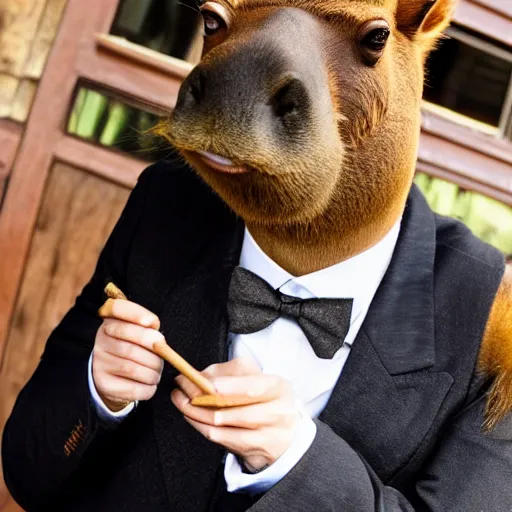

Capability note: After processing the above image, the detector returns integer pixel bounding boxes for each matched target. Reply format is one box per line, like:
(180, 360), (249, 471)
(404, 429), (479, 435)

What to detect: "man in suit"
(3, 160), (512, 511)
(3, 0), (512, 510)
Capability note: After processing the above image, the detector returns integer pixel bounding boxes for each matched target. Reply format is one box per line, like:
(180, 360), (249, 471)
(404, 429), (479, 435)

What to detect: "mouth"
(190, 150), (251, 175)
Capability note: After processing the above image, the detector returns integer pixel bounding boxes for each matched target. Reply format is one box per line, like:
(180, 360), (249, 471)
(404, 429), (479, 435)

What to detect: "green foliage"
(67, 88), (87, 134)
(74, 90), (108, 140)
(414, 173), (512, 255)
(99, 102), (131, 146)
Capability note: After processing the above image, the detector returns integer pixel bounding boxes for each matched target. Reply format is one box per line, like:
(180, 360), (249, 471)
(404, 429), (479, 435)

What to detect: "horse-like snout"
(171, 8), (329, 156)
(173, 45), (314, 141)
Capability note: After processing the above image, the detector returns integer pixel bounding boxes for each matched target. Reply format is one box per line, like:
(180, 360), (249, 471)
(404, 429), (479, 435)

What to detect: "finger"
(98, 298), (160, 329)
(172, 389), (224, 426)
(202, 357), (262, 379)
(103, 320), (165, 353)
(211, 374), (284, 400)
(175, 374), (204, 400)
(98, 351), (162, 386)
(95, 373), (158, 402)
(171, 388), (275, 428)
(203, 398), (299, 429)
(175, 374), (283, 411)
(183, 416), (274, 459)
(184, 416), (246, 449)
(98, 337), (163, 372)
(174, 357), (261, 400)
(171, 388), (295, 429)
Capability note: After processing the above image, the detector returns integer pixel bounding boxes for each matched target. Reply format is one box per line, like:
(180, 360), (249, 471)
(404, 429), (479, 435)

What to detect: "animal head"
(160, 0), (455, 267)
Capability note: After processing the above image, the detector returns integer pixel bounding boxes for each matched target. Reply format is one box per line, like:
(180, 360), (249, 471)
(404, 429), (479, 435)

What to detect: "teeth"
(198, 151), (235, 167)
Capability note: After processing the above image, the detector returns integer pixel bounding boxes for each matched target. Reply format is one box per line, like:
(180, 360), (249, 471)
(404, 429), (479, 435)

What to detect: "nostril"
(270, 77), (308, 119)
(273, 83), (298, 118)
(189, 69), (208, 104)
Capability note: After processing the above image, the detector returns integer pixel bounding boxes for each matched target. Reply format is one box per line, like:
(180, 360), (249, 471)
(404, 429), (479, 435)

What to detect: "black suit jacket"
(3, 161), (511, 512)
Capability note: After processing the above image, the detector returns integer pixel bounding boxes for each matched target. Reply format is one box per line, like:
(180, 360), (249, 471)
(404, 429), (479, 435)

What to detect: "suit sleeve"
(1, 164), (154, 510)
(250, 386), (512, 512)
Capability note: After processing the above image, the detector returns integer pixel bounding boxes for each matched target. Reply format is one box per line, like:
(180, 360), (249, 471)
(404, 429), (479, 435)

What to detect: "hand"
(93, 298), (164, 412)
(171, 358), (303, 472)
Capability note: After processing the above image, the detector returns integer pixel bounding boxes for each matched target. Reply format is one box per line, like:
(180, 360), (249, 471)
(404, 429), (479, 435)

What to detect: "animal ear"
(396, 0), (456, 44)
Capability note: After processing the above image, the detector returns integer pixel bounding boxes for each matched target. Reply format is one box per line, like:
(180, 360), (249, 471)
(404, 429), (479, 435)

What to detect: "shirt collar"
(239, 221), (401, 319)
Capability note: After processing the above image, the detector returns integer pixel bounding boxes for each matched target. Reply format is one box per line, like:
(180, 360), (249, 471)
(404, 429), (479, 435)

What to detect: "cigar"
(101, 282), (216, 397)
(152, 341), (216, 396)
(191, 393), (274, 408)
(105, 282), (127, 300)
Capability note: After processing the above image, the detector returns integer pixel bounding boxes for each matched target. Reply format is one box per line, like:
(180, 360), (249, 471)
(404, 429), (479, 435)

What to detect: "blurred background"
(0, 0), (511, 509)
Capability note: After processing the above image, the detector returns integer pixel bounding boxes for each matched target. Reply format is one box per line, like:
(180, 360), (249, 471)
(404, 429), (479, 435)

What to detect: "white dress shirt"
(88, 221), (400, 494)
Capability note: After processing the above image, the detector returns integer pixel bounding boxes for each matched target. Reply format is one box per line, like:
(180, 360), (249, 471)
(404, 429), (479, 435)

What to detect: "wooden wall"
(0, 122), (23, 211)
(0, 0), (67, 121)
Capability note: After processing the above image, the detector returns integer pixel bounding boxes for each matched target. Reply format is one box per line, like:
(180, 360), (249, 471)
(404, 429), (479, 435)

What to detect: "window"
(67, 85), (173, 161)
(419, 20), (512, 234)
(110, 0), (203, 63)
(424, 25), (512, 137)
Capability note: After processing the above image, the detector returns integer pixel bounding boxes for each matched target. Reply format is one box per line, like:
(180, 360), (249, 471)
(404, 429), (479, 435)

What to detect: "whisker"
(178, 1), (201, 14)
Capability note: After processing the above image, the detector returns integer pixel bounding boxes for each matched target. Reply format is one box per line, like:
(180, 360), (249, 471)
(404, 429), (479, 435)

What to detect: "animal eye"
(358, 20), (390, 65)
(362, 28), (390, 52)
(201, 8), (227, 37)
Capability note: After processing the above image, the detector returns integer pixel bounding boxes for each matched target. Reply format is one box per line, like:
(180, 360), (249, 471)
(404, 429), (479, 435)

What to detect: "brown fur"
(479, 265), (512, 430)
(158, 0), (456, 275)
(155, 0), (512, 427)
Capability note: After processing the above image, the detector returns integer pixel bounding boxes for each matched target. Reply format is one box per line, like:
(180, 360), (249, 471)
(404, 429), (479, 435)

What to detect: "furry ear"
(396, 0), (456, 46)
(479, 266), (512, 430)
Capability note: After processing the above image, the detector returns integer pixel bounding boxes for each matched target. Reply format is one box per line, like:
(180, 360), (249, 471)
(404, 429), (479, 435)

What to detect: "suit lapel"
(321, 186), (453, 481)
(148, 210), (244, 512)
(363, 185), (437, 375)
(320, 330), (453, 481)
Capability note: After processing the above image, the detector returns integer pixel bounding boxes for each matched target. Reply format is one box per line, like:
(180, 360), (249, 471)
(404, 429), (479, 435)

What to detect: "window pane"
(414, 173), (512, 257)
(110, 0), (202, 63)
(67, 86), (172, 161)
(424, 28), (512, 128)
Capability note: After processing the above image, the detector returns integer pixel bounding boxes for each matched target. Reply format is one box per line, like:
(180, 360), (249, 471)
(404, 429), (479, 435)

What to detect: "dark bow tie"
(227, 266), (353, 359)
